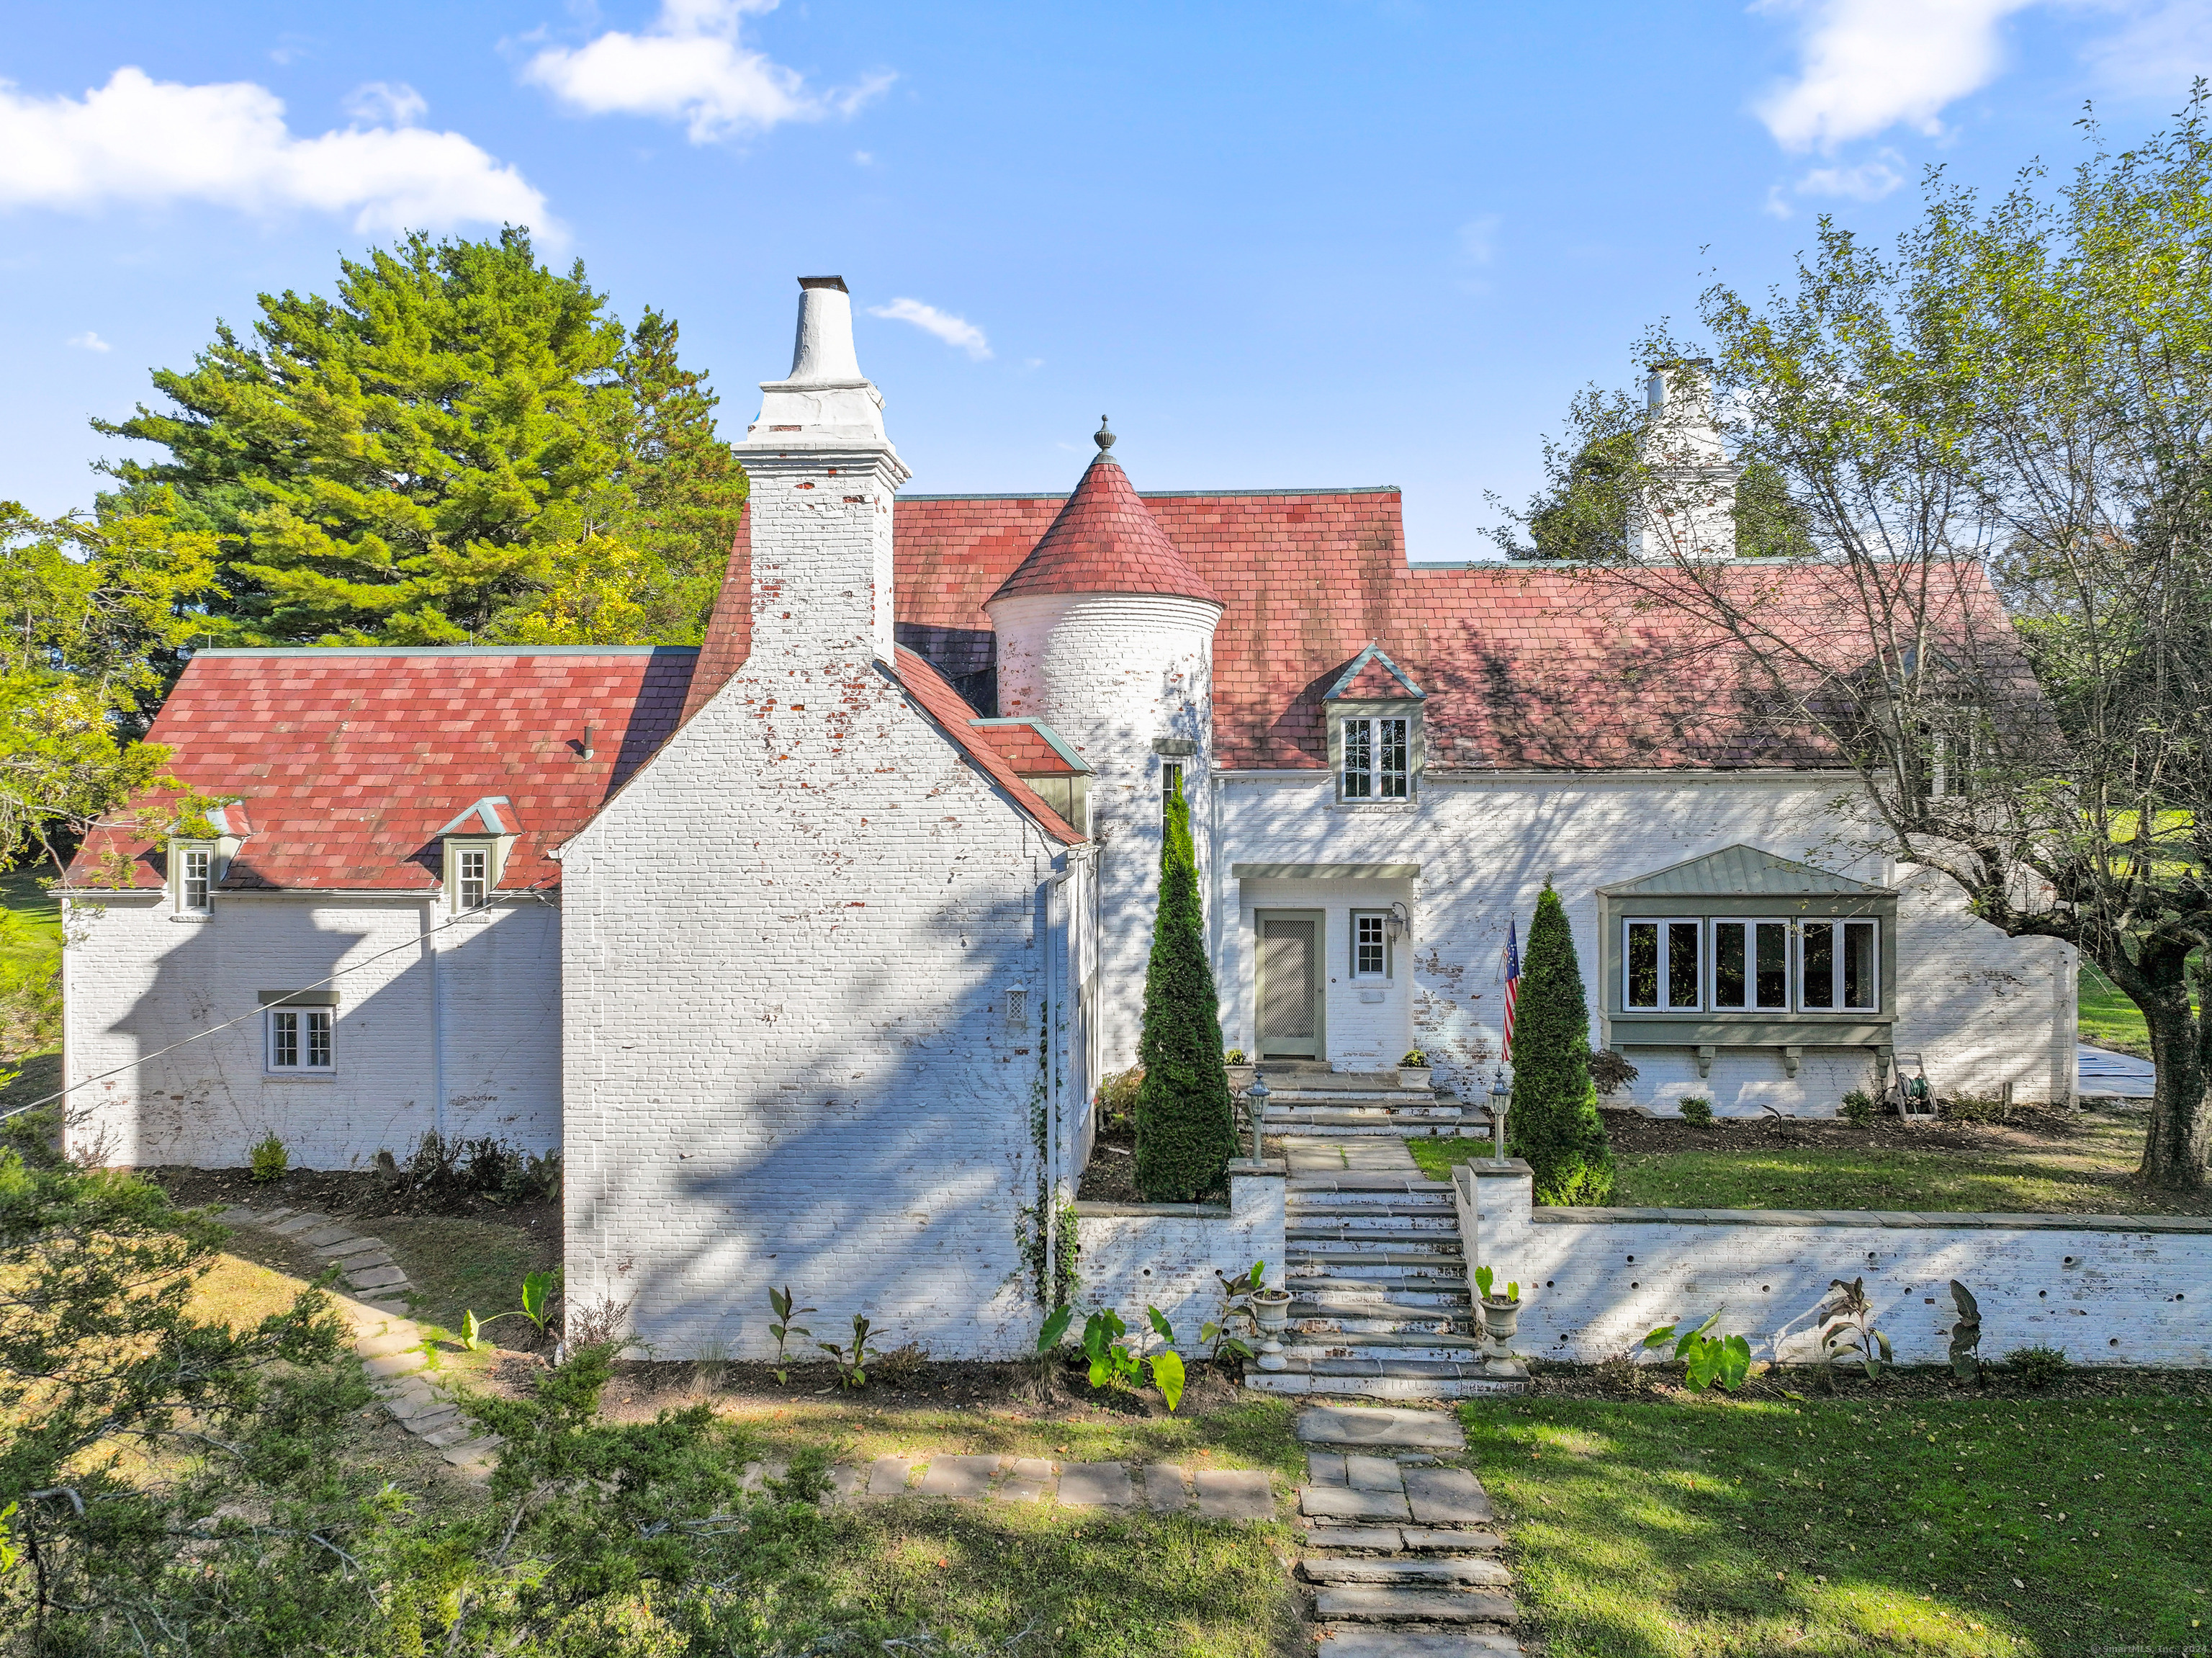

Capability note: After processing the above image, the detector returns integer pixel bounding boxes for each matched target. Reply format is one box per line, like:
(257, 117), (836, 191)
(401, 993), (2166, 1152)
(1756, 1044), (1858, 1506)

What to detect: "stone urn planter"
(1251, 1287), (1293, 1335)
(1226, 1063), (1256, 1093)
(1479, 1296), (1521, 1343)
(1398, 1065), (1434, 1092)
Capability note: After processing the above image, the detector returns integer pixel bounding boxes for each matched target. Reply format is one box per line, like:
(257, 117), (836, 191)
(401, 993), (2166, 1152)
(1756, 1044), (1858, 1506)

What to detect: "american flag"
(1501, 919), (1522, 1064)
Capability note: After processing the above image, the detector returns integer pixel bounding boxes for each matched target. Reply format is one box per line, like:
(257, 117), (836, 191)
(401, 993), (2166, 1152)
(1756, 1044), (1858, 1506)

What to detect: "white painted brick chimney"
(1631, 357), (1740, 561)
(737, 277), (911, 663)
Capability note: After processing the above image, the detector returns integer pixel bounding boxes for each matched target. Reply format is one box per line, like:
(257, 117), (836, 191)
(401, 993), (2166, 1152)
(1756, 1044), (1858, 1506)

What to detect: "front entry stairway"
(1251, 1065), (1493, 1141)
(1245, 1134), (1527, 1402)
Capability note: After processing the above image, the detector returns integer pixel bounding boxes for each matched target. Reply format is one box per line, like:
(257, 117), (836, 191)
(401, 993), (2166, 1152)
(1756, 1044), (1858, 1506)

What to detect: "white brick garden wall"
(1072, 1160), (1286, 1343)
(61, 890), (560, 1170)
(560, 441), (1087, 1363)
(1458, 1160), (2212, 1369)
(1213, 770), (2073, 1115)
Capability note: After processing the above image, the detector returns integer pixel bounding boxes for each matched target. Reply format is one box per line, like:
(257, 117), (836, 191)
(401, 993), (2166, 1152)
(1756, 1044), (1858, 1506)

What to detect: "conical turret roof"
(987, 447), (1223, 608)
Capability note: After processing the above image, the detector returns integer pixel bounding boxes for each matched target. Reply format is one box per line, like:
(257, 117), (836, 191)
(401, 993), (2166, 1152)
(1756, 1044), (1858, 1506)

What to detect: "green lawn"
(1406, 1111), (2208, 1216)
(0, 864), (62, 1119)
(1465, 1391), (2211, 1657)
(2079, 956), (2200, 1058)
(372, 1214), (561, 1335)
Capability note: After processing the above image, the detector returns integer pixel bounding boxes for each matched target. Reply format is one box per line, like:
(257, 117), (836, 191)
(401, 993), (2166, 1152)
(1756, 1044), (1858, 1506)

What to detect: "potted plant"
(1225, 1049), (1254, 1091)
(1398, 1049), (1433, 1091)
(1249, 1284), (1293, 1334)
(1474, 1265), (1521, 1343)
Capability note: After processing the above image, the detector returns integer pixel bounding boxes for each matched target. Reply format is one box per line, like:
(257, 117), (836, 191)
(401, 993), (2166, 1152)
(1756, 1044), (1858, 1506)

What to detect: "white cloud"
(522, 0), (892, 143)
(0, 67), (551, 234)
(67, 331), (110, 351)
(2085, 1), (2212, 94)
(1754, 0), (2038, 151)
(1457, 213), (1501, 265)
(1763, 150), (1907, 216)
(867, 297), (991, 361)
(343, 81), (428, 126)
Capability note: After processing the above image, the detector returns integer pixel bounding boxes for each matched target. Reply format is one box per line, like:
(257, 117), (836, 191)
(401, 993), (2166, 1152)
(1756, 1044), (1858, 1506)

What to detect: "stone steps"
(1294, 1277), (1470, 1306)
(1287, 1222), (1460, 1242)
(1293, 1308), (1460, 1336)
(1290, 1407), (1524, 1655)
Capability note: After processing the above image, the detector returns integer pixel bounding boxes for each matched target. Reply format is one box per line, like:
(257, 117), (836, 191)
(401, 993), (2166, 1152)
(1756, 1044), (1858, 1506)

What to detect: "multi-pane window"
(179, 847), (212, 913)
(1161, 762), (1183, 830)
(457, 848), (488, 909)
(1622, 917), (1881, 1014)
(1341, 717), (1410, 799)
(1625, 918), (1704, 1010)
(1352, 912), (1389, 979)
(268, 1008), (333, 1071)
(1712, 919), (1790, 1010)
(1799, 918), (1879, 1013)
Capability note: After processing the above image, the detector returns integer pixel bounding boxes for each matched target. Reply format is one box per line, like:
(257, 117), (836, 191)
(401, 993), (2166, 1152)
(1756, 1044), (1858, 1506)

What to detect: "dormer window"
(457, 847), (489, 909)
(1323, 643), (1426, 805)
(438, 797), (519, 915)
(176, 843), (213, 913)
(165, 802), (246, 920)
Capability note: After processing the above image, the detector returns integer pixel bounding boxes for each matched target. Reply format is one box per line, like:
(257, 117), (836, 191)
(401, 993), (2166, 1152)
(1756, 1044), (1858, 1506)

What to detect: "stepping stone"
(380, 1385), (446, 1421)
(410, 1408), (462, 1437)
(364, 1300), (413, 1317)
(1403, 1528), (1505, 1552)
(737, 1459), (791, 1493)
(324, 1236), (388, 1261)
(363, 1352), (426, 1380)
(355, 1329), (420, 1359)
(346, 1264), (408, 1291)
(826, 1466), (865, 1503)
(421, 1422), (477, 1448)
(256, 1207), (297, 1224)
(302, 1224), (359, 1248)
(213, 1206), (264, 1224)
(1308, 1452), (1349, 1487)
(917, 1456), (1002, 1499)
(992, 1458), (1054, 1503)
(1193, 1469), (1275, 1520)
(1300, 1558), (1511, 1587)
(1300, 1525), (1403, 1551)
(1056, 1462), (1135, 1507)
(329, 1247), (397, 1271)
(439, 1436), (503, 1468)
(1301, 1485), (1411, 1523)
(1403, 1468), (1493, 1526)
(866, 1457), (918, 1497)
(269, 1212), (328, 1237)
(1298, 1407), (1466, 1452)
(1346, 1455), (1404, 1492)
(1314, 1628), (1524, 1657)
(1143, 1464), (1191, 1513)
(1316, 1587), (1517, 1624)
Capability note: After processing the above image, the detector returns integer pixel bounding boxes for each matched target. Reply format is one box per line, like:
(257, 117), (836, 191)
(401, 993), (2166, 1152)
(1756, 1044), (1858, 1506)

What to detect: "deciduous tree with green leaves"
(96, 228), (745, 647)
(1505, 99), (2212, 1188)
(1507, 884), (1614, 1205)
(1134, 776), (1240, 1202)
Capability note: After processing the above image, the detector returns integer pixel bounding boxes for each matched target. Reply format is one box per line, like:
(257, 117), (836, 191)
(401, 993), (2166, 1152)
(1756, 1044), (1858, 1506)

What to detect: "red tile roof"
(966, 720), (1087, 776)
(986, 456), (1223, 607)
(894, 488), (2011, 771)
(888, 650), (1082, 843)
(67, 647), (697, 892)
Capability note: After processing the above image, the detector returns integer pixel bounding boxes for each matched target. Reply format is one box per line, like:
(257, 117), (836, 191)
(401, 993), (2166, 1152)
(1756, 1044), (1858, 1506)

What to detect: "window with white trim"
(1341, 717), (1410, 800)
(457, 847), (488, 909)
(1625, 918), (1703, 1010)
(267, 1007), (333, 1072)
(1799, 918), (1879, 1013)
(1161, 761), (1183, 830)
(178, 846), (212, 914)
(1352, 911), (1390, 980)
(1711, 918), (1790, 1011)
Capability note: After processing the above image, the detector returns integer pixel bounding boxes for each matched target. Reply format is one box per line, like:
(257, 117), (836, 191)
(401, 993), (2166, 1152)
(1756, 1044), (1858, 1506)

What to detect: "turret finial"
(1094, 416), (1115, 456)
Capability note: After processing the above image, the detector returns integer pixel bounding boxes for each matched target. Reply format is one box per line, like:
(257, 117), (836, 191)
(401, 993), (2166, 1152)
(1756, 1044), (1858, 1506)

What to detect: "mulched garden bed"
(1522, 1356), (2212, 1404)
(1075, 1124), (1145, 1203)
(1604, 1102), (2101, 1159)
(145, 1162), (557, 1229)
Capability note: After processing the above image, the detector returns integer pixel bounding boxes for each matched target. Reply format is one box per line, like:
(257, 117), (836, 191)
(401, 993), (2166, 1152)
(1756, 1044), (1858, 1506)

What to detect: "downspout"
(423, 898), (446, 1142)
(1045, 858), (1076, 1304)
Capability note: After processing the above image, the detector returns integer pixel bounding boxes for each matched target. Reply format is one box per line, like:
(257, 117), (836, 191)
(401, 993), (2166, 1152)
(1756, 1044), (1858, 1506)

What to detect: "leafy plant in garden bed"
(1039, 1303), (1189, 1412)
(1640, 1309), (1753, 1392)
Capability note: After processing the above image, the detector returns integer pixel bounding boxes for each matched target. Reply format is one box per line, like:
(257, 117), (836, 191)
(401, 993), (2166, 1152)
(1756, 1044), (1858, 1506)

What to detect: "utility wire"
(1, 879), (555, 1127)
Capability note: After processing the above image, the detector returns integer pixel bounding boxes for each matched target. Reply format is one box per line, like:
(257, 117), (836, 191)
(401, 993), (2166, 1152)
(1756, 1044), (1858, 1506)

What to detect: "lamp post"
(1241, 1072), (1270, 1162)
(1488, 1067), (1511, 1165)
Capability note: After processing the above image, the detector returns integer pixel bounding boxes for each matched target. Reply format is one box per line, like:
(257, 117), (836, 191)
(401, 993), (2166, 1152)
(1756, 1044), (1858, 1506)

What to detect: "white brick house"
(59, 274), (2072, 1360)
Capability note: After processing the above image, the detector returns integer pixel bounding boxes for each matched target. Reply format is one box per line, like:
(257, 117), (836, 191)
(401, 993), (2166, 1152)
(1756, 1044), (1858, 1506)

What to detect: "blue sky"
(5, 0), (2209, 560)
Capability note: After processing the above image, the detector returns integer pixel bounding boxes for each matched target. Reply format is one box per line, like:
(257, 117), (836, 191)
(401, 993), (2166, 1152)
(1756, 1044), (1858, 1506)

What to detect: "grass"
(0, 865), (61, 1116)
(2078, 956), (2201, 1059)
(1464, 1389), (2212, 1657)
(369, 1214), (558, 1334)
(1406, 1111), (2209, 1216)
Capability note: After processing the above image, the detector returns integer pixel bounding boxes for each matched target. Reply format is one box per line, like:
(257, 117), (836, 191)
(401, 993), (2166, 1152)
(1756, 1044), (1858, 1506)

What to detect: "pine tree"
(1508, 884), (1615, 1204)
(1133, 776), (1239, 1202)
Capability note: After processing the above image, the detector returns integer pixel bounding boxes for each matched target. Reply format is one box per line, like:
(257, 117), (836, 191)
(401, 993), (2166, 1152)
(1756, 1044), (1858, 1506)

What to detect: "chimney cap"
(799, 275), (850, 293)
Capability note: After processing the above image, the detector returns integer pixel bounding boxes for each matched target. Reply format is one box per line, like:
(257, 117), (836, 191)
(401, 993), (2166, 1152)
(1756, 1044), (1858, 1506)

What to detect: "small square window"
(1352, 912), (1390, 980)
(267, 1008), (333, 1072)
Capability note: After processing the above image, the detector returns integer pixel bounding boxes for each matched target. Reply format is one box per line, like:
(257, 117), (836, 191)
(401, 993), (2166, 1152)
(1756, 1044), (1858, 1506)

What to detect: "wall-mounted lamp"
(1384, 900), (1411, 943)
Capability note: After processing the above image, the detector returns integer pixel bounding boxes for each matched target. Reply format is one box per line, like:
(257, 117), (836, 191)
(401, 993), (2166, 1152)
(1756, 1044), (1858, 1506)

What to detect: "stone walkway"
(2078, 1044), (2155, 1100)
(215, 1204), (503, 1479)
(1278, 1134), (1423, 1177)
(1294, 1404), (1524, 1654)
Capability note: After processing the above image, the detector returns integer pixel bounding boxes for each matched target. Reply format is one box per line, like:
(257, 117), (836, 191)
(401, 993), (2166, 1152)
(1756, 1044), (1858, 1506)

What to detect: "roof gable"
(1326, 642), (1425, 702)
(889, 648), (1083, 844)
(1598, 843), (1893, 898)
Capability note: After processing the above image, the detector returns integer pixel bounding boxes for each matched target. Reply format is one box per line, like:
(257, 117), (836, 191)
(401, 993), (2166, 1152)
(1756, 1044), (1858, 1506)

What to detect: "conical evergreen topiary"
(1507, 883), (1615, 1205)
(1134, 776), (1240, 1201)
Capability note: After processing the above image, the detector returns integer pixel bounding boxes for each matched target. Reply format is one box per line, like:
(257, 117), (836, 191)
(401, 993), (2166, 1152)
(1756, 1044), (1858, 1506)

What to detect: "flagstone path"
(1293, 1404), (1524, 1654)
(215, 1204), (503, 1480)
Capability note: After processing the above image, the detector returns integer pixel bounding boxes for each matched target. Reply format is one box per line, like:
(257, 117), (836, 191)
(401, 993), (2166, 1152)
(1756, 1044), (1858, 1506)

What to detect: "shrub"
(1589, 1049), (1640, 1097)
(1677, 1096), (1714, 1127)
(1507, 883), (1614, 1205)
(2005, 1344), (2070, 1388)
(1133, 776), (1239, 1201)
(1223, 1049), (1246, 1065)
(1840, 1088), (1877, 1128)
(1401, 1049), (1429, 1067)
(248, 1131), (290, 1183)
(1948, 1093), (2028, 1125)
(1095, 1066), (1143, 1132)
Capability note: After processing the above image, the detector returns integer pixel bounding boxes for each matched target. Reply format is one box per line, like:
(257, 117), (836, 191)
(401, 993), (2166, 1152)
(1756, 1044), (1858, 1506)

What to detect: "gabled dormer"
(166, 801), (248, 920)
(438, 797), (520, 913)
(1324, 642), (1426, 804)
